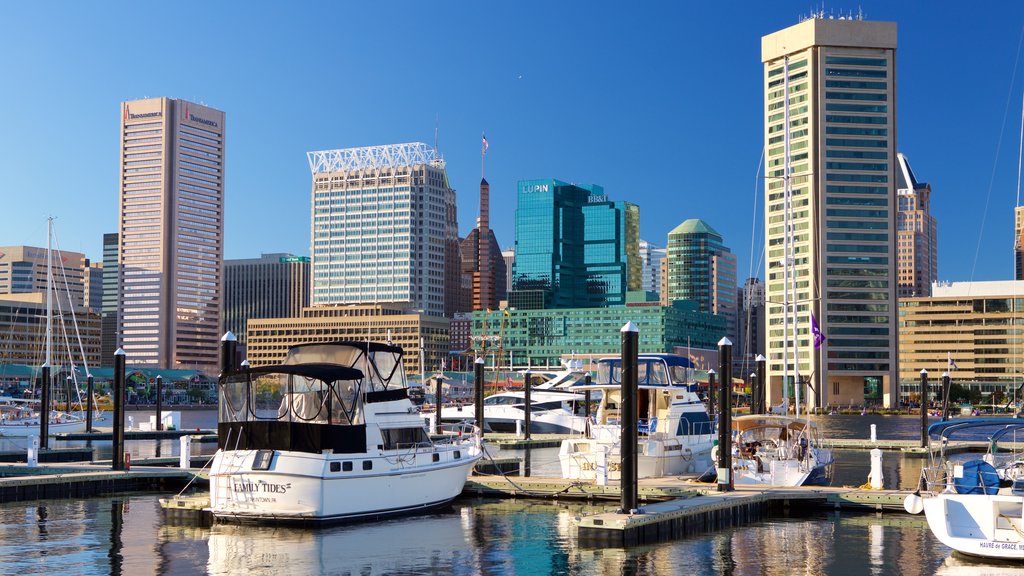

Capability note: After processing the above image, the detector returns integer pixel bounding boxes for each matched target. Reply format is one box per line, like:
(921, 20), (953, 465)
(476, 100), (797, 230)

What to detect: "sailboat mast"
(45, 217), (53, 369)
(782, 55), (790, 413)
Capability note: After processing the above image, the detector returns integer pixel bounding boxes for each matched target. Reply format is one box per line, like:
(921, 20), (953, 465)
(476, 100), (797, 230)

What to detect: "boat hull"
(558, 436), (714, 480)
(0, 418), (90, 437)
(208, 446), (480, 525)
(924, 493), (1024, 560)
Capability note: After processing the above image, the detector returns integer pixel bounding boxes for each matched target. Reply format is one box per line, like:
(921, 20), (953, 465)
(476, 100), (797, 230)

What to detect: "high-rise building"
(665, 219), (737, 343)
(307, 142), (457, 318)
(736, 277), (766, 373)
(639, 240), (666, 298)
(0, 293), (100, 368)
(509, 179), (639, 310)
(896, 153), (937, 297)
(101, 232), (119, 367)
(762, 18), (898, 407)
(1015, 207), (1024, 280)
(223, 253), (310, 346)
(460, 178), (507, 312)
(502, 249), (514, 300)
(0, 245), (86, 309)
(118, 97), (225, 370)
(84, 260), (103, 313)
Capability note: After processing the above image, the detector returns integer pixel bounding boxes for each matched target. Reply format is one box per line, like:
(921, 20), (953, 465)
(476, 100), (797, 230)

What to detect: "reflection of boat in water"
(208, 341), (481, 524)
(935, 553), (1024, 576)
(439, 360), (589, 434)
(728, 415), (834, 486)
(558, 354), (714, 480)
(909, 418), (1024, 561)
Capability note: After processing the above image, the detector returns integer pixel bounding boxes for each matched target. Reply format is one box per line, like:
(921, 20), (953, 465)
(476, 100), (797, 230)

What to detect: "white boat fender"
(903, 492), (924, 514)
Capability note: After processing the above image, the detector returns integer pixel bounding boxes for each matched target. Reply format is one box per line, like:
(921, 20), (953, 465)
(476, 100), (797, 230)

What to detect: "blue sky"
(2, 1), (1024, 285)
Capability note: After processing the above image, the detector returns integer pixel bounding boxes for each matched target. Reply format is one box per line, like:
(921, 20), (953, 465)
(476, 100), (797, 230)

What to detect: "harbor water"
(0, 413), (1015, 574)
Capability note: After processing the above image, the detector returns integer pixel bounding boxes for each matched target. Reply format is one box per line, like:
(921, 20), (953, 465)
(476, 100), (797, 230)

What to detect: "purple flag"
(811, 313), (826, 349)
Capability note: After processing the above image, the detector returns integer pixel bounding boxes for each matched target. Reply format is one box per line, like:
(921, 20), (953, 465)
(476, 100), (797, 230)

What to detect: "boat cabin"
(218, 341), (421, 455)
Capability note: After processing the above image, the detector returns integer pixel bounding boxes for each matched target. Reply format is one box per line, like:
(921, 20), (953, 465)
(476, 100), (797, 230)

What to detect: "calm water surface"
(0, 413), (1014, 575)
(0, 495), (1018, 576)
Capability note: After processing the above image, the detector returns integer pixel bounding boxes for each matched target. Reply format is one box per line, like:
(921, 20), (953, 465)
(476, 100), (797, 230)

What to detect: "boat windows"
(330, 462), (341, 472)
(363, 461), (372, 470)
(252, 450), (274, 471)
(381, 427), (431, 450)
(343, 461), (353, 472)
(219, 366), (364, 426)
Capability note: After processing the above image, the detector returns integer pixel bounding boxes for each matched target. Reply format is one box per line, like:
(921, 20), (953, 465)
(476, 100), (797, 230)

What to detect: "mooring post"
(749, 372), (757, 414)
(220, 331), (238, 376)
(112, 348), (126, 471)
(584, 373), (592, 422)
(756, 354), (766, 415)
(155, 375), (163, 431)
(524, 372), (533, 441)
(718, 337), (734, 492)
(941, 372), (951, 423)
(620, 321), (639, 513)
(434, 375), (443, 435)
(86, 374), (94, 433)
(179, 435), (191, 469)
(920, 369), (928, 448)
(40, 363), (50, 450)
(474, 357), (485, 438)
(708, 369), (717, 420)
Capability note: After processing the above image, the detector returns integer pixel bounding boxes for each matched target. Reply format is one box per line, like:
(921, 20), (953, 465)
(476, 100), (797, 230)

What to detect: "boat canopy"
(244, 363), (364, 383)
(927, 418), (1024, 441)
(732, 415), (820, 434)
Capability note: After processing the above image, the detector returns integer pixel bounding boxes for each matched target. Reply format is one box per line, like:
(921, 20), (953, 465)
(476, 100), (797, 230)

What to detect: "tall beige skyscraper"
(896, 153), (937, 297)
(762, 17), (898, 408)
(118, 97), (225, 370)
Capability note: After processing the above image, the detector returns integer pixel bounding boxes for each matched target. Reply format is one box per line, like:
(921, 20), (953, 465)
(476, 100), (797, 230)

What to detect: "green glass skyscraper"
(666, 219), (737, 343)
(510, 179), (639, 309)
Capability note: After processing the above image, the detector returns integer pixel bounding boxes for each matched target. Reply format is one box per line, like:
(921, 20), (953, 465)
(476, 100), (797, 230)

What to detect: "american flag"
(482, 133), (489, 155)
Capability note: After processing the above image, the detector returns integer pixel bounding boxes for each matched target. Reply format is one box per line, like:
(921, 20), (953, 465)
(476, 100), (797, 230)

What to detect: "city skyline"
(4, 2), (1024, 288)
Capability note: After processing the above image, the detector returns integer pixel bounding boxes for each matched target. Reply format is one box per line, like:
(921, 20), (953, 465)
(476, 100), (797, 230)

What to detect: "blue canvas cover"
(954, 459), (1000, 495)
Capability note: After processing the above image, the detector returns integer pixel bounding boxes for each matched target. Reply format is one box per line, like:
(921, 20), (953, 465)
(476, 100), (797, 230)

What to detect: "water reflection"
(6, 489), (1024, 574)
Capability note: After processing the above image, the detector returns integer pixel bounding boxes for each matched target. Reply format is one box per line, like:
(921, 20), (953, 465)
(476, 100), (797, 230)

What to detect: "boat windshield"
(220, 364), (364, 426)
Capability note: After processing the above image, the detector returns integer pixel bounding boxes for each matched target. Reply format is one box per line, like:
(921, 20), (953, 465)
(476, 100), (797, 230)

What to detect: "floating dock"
(0, 462), (202, 503)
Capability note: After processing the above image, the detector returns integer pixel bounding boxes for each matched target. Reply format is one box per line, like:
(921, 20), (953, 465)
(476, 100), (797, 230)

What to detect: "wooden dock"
(0, 462), (203, 503)
(465, 474), (921, 546)
(56, 429), (218, 442)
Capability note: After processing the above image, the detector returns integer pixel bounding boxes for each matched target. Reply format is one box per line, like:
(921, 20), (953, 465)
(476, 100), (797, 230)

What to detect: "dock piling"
(155, 375), (163, 431)
(941, 372), (950, 422)
(40, 364), (50, 450)
(434, 375), (443, 435)
(180, 435), (191, 469)
(717, 337), (734, 492)
(919, 369), (928, 449)
(524, 373), (532, 441)
(620, 321), (639, 513)
(755, 354), (766, 415)
(112, 348), (126, 471)
(86, 375), (94, 433)
(474, 357), (485, 438)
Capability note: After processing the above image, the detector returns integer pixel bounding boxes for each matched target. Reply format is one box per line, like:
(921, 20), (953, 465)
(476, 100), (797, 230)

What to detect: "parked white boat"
(208, 341), (481, 524)
(558, 354), (714, 480)
(439, 360), (589, 434)
(729, 414), (834, 486)
(907, 418), (1024, 561)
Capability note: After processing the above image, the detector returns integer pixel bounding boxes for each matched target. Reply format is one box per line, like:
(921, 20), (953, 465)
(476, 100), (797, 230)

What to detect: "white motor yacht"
(207, 341), (481, 524)
(558, 354), (714, 480)
(439, 360), (588, 434)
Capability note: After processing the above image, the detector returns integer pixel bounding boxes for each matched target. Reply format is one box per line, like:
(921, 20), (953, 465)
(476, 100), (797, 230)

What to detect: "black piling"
(220, 332), (238, 376)
(620, 321), (639, 513)
(756, 354), (766, 415)
(434, 375), (443, 435)
(524, 373), (532, 440)
(941, 373), (951, 423)
(86, 374), (94, 433)
(155, 375), (163, 431)
(584, 374), (592, 422)
(474, 357), (485, 437)
(920, 369), (929, 448)
(112, 349), (125, 471)
(708, 369), (717, 420)
(40, 364), (50, 449)
(717, 337), (734, 492)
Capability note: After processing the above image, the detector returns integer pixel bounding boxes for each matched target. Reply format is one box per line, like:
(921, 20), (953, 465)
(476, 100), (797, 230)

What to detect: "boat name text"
(232, 482), (291, 494)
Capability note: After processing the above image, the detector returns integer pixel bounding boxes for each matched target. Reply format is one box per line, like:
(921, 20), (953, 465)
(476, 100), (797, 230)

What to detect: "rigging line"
(971, 23), (1024, 284)
(744, 144), (766, 378)
(51, 227), (90, 380)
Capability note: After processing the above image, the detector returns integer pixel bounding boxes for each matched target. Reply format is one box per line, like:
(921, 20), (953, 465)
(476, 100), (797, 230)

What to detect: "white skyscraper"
(307, 142), (456, 317)
(118, 97), (225, 370)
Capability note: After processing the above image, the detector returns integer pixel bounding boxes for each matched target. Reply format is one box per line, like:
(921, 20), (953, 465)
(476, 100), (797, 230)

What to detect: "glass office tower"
(510, 179), (638, 309)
